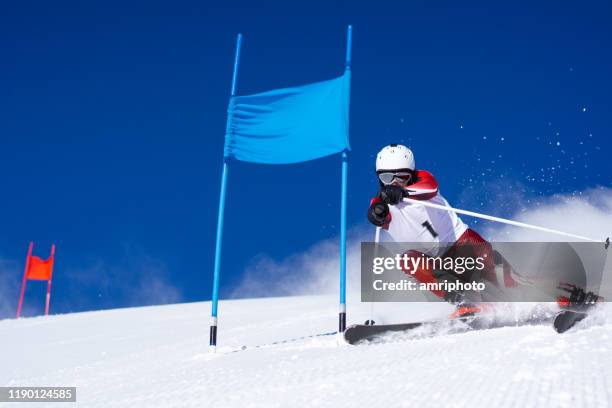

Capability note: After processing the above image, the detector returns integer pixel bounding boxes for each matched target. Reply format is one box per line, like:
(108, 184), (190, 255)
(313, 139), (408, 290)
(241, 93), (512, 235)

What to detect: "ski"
(344, 316), (478, 345)
(553, 310), (589, 333)
(344, 322), (425, 344)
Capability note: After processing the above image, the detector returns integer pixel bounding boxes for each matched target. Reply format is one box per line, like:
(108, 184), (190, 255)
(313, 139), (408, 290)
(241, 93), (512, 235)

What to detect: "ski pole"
(366, 227), (381, 325)
(402, 197), (608, 246)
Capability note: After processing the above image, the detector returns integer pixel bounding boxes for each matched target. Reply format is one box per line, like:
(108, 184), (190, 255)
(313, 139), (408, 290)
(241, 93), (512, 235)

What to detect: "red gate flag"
(16, 242), (56, 318)
(26, 254), (54, 280)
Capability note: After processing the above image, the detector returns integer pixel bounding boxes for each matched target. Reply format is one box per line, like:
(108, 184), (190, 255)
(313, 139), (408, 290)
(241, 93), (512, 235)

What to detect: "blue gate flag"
(224, 71), (351, 164)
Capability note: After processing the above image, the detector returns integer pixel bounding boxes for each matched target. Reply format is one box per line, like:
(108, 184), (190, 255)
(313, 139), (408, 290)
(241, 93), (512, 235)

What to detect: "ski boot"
(556, 283), (602, 311)
(444, 289), (493, 319)
(554, 283), (603, 333)
(449, 303), (495, 319)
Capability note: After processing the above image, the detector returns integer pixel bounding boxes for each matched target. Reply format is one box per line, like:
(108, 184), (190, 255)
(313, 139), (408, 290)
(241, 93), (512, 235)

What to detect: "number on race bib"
(422, 221), (438, 238)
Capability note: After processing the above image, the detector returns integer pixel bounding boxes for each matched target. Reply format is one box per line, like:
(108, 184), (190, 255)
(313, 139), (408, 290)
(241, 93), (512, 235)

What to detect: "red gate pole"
(44, 279), (52, 316)
(44, 244), (56, 316)
(16, 242), (34, 319)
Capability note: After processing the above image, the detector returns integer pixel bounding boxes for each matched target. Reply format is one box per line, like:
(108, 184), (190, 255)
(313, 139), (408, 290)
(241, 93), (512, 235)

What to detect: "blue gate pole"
(339, 151), (348, 332)
(339, 25), (352, 333)
(210, 33), (243, 351)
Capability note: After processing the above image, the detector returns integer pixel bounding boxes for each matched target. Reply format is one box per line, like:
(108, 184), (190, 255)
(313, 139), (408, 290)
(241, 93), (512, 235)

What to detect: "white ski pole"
(402, 197), (609, 246)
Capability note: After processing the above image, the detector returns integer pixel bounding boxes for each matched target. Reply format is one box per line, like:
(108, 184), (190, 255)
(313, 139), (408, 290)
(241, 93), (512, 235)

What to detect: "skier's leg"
(400, 249), (472, 303)
(444, 228), (498, 285)
(400, 249), (446, 299)
(400, 250), (494, 318)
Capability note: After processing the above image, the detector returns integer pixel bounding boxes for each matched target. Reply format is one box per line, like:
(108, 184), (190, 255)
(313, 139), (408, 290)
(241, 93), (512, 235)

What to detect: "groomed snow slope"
(2, 296), (611, 407)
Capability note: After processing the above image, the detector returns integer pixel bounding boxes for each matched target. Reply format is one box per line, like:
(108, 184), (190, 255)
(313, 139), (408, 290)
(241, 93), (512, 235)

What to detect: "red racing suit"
(370, 170), (517, 301)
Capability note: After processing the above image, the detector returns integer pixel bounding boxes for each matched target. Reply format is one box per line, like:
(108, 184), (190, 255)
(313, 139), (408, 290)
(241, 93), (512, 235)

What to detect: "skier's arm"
(404, 170), (439, 200)
(367, 170), (438, 227)
(367, 196), (391, 227)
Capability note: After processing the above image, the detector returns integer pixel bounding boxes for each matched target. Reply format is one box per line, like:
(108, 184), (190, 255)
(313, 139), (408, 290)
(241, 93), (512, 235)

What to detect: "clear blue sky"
(1, 1), (610, 317)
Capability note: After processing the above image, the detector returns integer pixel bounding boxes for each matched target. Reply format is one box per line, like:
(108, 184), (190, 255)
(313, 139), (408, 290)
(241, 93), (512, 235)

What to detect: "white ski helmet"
(376, 144), (415, 172)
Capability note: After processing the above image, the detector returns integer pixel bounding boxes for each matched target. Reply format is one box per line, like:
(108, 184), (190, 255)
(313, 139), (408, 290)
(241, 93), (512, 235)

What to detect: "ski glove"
(368, 201), (390, 227)
(380, 185), (406, 205)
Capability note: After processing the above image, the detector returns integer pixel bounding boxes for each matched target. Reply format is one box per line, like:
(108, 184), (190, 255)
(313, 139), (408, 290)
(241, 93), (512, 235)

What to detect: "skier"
(366, 144), (499, 315)
(366, 144), (598, 319)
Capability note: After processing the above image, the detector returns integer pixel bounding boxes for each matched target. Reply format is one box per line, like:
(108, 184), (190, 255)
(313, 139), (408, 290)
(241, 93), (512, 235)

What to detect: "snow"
(2, 296), (612, 407)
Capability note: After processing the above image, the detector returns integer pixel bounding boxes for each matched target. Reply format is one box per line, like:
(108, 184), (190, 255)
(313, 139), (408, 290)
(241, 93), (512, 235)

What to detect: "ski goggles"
(378, 171), (413, 185)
